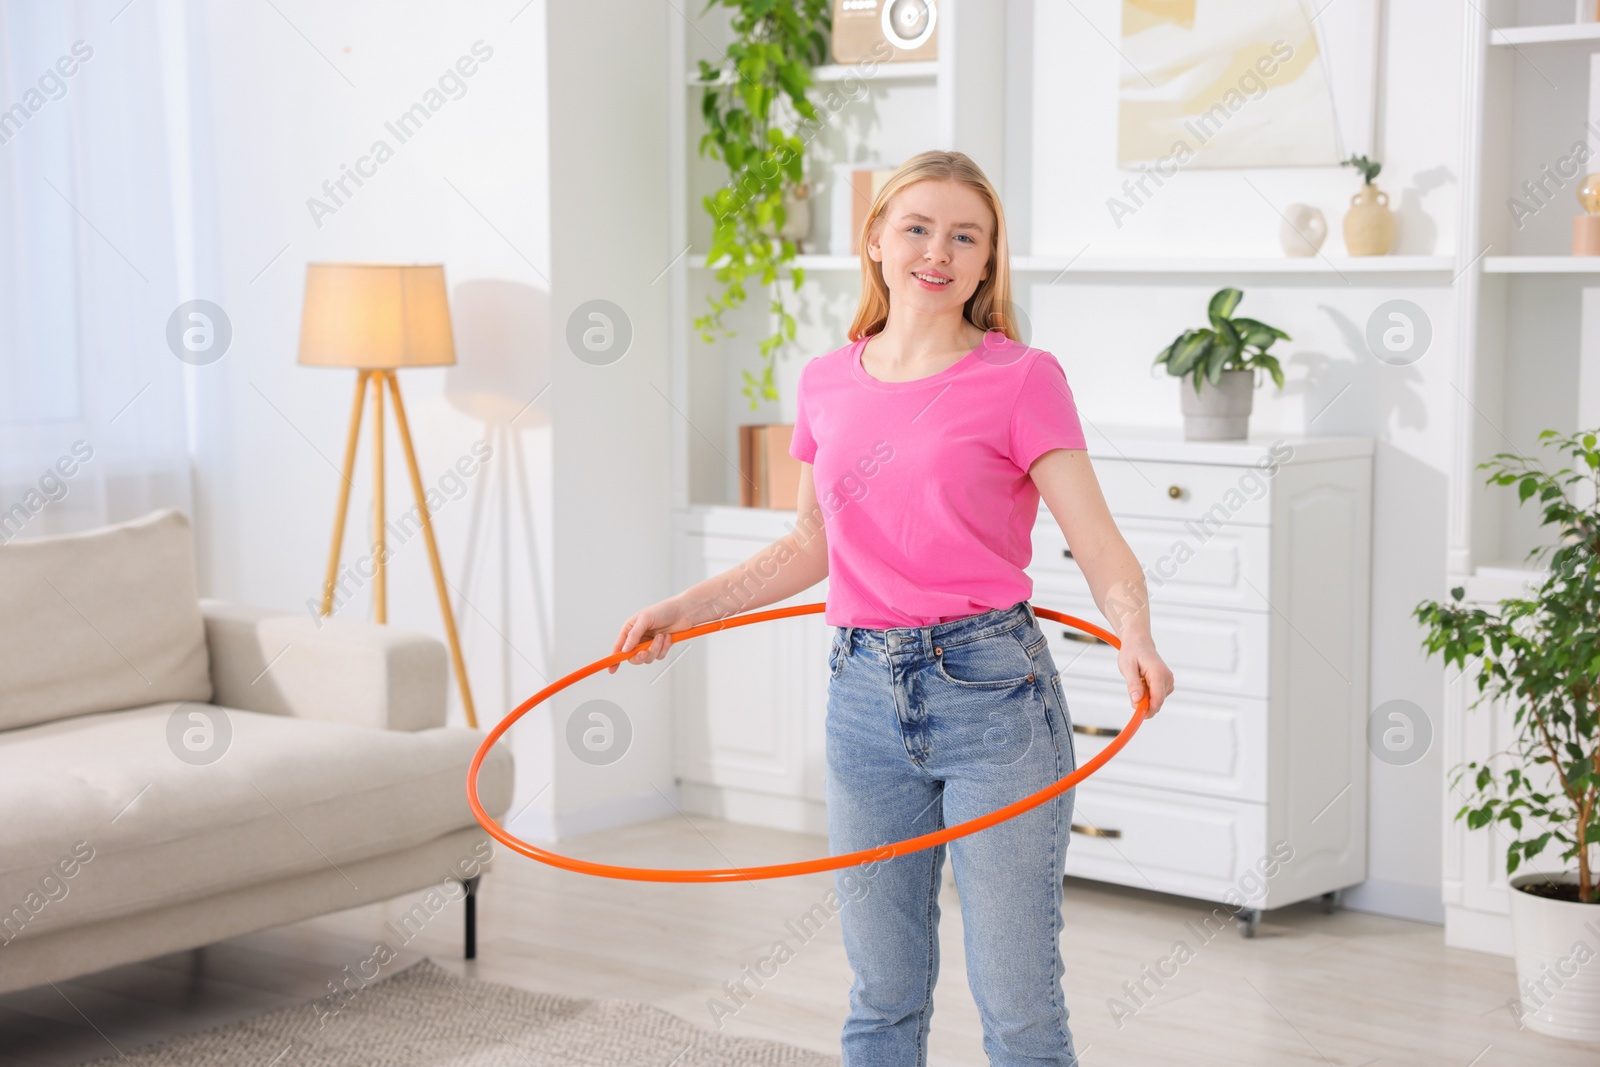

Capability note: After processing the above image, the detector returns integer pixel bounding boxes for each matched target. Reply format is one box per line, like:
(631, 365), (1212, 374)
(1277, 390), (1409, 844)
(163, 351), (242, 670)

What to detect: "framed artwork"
(1116, 0), (1378, 169)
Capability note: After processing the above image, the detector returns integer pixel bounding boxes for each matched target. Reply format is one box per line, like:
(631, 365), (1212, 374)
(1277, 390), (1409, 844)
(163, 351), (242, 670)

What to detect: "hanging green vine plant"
(694, 0), (831, 409)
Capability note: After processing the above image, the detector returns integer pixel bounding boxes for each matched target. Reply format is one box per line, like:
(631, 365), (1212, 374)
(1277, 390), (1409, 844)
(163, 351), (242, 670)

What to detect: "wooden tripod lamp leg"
(372, 370), (387, 624)
(385, 373), (479, 729)
(321, 370), (371, 617)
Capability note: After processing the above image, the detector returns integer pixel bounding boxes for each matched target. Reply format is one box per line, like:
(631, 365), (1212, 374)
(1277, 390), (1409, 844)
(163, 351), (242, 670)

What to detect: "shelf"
(686, 253), (1456, 275)
(812, 61), (937, 81)
(1449, 562), (1547, 603)
(1482, 255), (1600, 273)
(687, 61), (937, 87)
(693, 253), (861, 270)
(1489, 23), (1600, 46)
(1015, 255), (1456, 275)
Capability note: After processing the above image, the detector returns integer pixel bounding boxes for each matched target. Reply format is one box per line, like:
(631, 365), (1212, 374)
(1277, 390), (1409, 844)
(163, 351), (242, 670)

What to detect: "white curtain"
(0, 0), (192, 544)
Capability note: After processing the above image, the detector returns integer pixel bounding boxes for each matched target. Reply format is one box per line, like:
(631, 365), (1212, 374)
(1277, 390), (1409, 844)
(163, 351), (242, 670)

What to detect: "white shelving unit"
(1444, 2), (1600, 955)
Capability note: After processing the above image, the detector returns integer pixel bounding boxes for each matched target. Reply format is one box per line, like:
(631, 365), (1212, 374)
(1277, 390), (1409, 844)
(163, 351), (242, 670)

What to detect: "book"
(738, 424), (800, 509)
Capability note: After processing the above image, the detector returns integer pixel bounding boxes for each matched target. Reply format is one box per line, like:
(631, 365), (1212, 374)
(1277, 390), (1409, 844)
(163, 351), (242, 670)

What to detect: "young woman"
(612, 150), (1174, 1066)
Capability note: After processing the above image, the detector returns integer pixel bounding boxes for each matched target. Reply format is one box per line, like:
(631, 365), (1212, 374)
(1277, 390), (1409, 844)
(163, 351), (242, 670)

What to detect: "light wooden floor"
(1, 815), (1594, 1067)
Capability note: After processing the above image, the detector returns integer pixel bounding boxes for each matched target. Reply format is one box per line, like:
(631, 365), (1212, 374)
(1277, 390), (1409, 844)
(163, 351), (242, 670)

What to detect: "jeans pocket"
(934, 626), (1037, 689)
(1049, 671), (1076, 770)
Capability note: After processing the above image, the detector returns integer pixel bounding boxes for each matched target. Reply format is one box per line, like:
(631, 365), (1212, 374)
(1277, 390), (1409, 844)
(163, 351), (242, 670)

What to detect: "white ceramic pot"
(1179, 369), (1254, 441)
(1279, 203), (1327, 257)
(1506, 870), (1600, 1041)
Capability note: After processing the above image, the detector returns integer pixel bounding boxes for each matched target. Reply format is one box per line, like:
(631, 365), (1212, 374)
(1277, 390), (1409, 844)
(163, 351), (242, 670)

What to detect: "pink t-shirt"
(789, 331), (1088, 628)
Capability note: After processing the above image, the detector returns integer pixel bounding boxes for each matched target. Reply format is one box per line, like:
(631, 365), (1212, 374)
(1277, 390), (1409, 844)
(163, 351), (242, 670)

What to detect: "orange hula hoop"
(466, 602), (1148, 883)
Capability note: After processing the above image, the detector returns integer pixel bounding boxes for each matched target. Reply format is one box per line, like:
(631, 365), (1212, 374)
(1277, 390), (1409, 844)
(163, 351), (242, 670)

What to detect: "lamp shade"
(297, 263), (456, 369)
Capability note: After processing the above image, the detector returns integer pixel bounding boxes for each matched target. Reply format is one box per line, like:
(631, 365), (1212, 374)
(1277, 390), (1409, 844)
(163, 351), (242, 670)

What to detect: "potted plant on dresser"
(1414, 428), (1600, 1042)
(1152, 287), (1288, 441)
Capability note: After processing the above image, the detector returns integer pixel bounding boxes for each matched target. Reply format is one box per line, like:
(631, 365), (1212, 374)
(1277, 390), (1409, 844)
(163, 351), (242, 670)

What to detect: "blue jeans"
(825, 599), (1080, 1067)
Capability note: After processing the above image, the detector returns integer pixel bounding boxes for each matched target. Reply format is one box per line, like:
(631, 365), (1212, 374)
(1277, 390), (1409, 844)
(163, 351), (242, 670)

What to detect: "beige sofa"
(0, 508), (514, 994)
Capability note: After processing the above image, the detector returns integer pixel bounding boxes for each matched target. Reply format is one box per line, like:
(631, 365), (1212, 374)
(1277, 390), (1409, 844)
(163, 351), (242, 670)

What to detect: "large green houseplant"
(1414, 428), (1600, 1037)
(1415, 429), (1599, 903)
(694, 0), (831, 409)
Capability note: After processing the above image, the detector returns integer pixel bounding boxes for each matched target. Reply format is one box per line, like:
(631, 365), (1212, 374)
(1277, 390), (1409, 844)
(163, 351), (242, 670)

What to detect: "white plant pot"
(1507, 870), (1600, 1041)
(1179, 369), (1254, 441)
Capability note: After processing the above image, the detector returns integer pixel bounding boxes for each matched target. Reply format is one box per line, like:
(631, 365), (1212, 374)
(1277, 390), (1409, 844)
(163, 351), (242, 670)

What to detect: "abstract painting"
(1117, 0), (1377, 169)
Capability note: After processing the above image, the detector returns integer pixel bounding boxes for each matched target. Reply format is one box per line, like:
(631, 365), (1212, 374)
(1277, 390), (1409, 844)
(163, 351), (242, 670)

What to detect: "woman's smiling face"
(868, 179), (993, 318)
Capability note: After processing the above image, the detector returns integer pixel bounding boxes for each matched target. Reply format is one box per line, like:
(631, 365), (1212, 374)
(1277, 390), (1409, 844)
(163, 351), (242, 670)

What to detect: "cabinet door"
(672, 534), (831, 800)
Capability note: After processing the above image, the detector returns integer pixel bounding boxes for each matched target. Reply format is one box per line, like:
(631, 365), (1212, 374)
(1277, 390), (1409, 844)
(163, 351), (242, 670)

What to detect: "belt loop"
(842, 626), (854, 655)
(1023, 600), (1037, 626)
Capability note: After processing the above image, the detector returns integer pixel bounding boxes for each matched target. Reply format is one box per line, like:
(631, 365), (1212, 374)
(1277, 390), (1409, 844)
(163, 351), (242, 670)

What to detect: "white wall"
(543, 0), (675, 834)
(181, 0), (558, 837)
(1025, 0), (1468, 924)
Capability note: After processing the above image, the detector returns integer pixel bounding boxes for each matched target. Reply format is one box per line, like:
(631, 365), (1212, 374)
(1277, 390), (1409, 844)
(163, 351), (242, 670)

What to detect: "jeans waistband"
(839, 600), (1036, 656)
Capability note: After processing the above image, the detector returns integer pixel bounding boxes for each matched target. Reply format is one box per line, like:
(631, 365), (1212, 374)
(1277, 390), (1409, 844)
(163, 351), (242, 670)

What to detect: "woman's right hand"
(609, 596), (694, 674)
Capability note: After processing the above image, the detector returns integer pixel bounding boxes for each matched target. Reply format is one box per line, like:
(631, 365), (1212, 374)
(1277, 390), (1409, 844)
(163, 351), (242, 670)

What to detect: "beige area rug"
(79, 958), (841, 1066)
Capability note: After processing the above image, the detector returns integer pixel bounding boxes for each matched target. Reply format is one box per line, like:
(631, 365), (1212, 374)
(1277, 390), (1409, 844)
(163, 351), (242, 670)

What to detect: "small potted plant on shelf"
(1341, 153), (1395, 256)
(1152, 287), (1287, 441)
(1414, 428), (1600, 1042)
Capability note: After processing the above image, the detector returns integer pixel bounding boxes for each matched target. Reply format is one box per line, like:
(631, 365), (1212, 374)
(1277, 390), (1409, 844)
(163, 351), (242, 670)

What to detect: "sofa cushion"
(0, 508), (211, 731)
(0, 701), (516, 940)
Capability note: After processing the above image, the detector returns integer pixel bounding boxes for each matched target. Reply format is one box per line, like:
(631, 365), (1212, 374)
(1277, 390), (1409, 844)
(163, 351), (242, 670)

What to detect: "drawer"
(1088, 457), (1273, 527)
(1057, 678), (1267, 802)
(1031, 514), (1270, 612)
(1035, 587), (1269, 699)
(1062, 778), (1270, 904)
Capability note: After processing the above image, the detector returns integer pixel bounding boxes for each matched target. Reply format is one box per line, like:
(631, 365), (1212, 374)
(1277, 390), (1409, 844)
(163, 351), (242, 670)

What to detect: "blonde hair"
(847, 150), (1019, 343)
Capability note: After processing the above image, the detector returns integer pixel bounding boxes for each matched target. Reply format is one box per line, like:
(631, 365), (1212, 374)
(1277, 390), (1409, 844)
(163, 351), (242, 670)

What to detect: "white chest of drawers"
(670, 429), (1373, 932)
(1031, 428), (1373, 927)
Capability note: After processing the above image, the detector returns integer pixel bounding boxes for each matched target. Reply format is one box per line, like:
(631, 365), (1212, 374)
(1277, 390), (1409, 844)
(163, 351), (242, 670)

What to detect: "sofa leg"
(463, 875), (481, 960)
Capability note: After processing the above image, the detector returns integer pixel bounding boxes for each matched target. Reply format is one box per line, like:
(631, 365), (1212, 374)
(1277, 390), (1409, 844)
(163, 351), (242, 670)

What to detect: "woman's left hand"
(1117, 637), (1174, 718)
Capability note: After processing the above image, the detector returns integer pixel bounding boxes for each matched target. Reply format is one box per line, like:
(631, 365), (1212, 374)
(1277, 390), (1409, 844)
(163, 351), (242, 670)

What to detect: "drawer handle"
(1061, 547), (1074, 560)
(1062, 630), (1103, 645)
(1071, 823), (1122, 839)
(1167, 484), (1184, 500)
(1072, 723), (1119, 737)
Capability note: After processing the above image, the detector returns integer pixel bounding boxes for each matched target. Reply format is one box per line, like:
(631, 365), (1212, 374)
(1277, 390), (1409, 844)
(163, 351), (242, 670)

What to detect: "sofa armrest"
(200, 599), (449, 731)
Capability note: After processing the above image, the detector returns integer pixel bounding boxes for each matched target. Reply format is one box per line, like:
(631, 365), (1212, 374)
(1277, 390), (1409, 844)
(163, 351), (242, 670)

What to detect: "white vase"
(1179, 369), (1254, 441)
(1507, 870), (1600, 1041)
(1279, 204), (1327, 257)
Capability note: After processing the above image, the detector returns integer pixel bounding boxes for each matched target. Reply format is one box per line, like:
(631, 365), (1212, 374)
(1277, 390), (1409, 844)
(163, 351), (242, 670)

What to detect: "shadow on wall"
(445, 279), (554, 713)
(1394, 166), (1453, 256)
(1303, 303), (1430, 435)
(448, 279), (551, 427)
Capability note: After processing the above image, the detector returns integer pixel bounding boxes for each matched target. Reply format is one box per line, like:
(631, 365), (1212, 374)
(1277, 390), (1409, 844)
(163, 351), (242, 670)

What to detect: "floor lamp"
(297, 262), (478, 728)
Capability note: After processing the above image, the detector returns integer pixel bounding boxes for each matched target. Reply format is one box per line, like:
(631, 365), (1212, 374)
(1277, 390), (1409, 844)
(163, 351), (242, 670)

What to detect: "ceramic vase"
(1279, 204), (1327, 257)
(1344, 183), (1395, 256)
